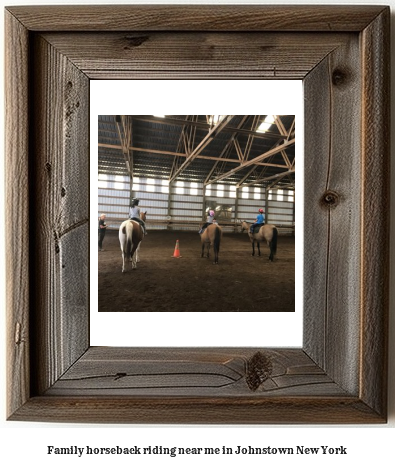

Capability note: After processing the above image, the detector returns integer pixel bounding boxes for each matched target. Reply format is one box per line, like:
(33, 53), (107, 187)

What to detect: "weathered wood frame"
(5, 5), (389, 424)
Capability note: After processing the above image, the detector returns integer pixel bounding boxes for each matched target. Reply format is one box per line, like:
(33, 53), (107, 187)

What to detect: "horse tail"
(271, 227), (278, 256)
(124, 221), (134, 259)
(214, 226), (221, 252)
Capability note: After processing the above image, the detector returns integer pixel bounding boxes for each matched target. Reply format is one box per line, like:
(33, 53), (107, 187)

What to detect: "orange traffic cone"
(172, 240), (182, 258)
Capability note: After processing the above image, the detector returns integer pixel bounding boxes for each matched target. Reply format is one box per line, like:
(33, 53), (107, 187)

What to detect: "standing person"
(250, 208), (265, 234)
(199, 209), (215, 234)
(98, 213), (107, 251)
(129, 198), (147, 235)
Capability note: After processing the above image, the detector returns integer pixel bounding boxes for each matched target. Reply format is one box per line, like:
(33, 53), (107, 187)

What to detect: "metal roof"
(98, 115), (295, 189)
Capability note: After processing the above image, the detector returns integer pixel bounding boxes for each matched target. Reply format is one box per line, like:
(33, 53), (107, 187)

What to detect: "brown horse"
(118, 212), (146, 272)
(241, 220), (278, 261)
(200, 223), (222, 264)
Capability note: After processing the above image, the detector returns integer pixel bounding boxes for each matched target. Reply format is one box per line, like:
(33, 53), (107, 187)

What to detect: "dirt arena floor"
(98, 229), (295, 312)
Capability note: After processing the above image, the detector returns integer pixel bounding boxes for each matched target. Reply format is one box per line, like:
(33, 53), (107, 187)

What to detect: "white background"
(90, 79), (304, 348)
(1, 1), (394, 469)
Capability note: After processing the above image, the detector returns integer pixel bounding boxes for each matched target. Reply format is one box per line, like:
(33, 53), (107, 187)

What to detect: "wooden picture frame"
(5, 5), (389, 424)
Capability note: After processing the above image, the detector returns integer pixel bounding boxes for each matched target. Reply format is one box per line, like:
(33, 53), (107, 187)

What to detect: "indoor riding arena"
(98, 115), (295, 312)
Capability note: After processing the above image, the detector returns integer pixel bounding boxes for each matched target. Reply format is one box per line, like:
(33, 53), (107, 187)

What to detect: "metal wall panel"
(98, 175), (295, 232)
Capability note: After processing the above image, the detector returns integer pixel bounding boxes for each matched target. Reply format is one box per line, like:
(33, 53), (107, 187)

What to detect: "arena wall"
(98, 174), (294, 233)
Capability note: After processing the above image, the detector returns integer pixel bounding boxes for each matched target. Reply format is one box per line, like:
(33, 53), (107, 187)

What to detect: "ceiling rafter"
(252, 132), (290, 178)
(98, 142), (289, 169)
(287, 117), (296, 140)
(115, 115), (133, 180)
(267, 171), (295, 190)
(99, 114), (296, 190)
(275, 115), (288, 135)
(242, 168), (295, 188)
(243, 115), (261, 161)
(169, 115), (235, 182)
(204, 138), (234, 185)
(206, 138), (295, 186)
(237, 165), (259, 187)
(281, 149), (292, 168)
(233, 116), (262, 186)
(127, 115), (286, 140)
(170, 115), (198, 181)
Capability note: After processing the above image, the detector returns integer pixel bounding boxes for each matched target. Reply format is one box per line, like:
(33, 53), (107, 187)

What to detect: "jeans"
(98, 230), (106, 249)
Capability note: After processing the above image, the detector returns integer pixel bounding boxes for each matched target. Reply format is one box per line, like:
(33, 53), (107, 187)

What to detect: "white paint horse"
(241, 220), (278, 261)
(118, 212), (146, 272)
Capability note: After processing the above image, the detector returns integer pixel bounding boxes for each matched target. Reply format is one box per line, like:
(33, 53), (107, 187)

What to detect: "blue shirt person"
(250, 209), (265, 233)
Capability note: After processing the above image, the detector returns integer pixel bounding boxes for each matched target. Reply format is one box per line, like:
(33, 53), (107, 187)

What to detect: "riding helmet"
(259, 208), (264, 213)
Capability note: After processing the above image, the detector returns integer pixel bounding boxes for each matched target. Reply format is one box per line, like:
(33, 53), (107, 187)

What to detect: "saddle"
(130, 217), (144, 229)
(199, 222), (212, 234)
(252, 223), (264, 234)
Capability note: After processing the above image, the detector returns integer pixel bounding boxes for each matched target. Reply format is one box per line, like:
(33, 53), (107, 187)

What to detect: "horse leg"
(257, 242), (261, 256)
(269, 241), (274, 261)
(213, 226), (221, 264)
(133, 242), (142, 266)
(201, 242), (205, 258)
(136, 242), (141, 263)
(131, 251), (137, 269)
(121, 250), (126, 273)
(251, 241), (255, 256)
(130, 245), (138, 269)
(214, 246), (219, 264)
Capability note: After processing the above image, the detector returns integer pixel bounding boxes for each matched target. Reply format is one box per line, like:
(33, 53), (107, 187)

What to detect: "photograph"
(97, 114), (296, 312)
(1, 2), (393, 470)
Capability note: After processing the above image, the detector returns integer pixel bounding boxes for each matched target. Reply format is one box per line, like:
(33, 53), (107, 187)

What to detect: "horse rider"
(199, 209), (215, 234)
(98, 213), (107, 251)
(250, 208), (265, 234)
(129, 198), (147, 235)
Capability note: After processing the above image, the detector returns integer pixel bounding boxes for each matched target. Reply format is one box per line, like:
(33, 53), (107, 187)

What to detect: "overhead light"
(153, 114), (165, 118)
(257, 115), (276, 133)
(207, 115), (224, 125)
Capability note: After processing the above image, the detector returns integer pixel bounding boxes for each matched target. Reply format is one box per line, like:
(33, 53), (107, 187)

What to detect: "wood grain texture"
(360, 9), (390, 418)
(42, 32), (351, 80)
(5, 5), (389, 424)
(30, 35), (90, 395)
(303, 56), (332, 369)
(46, 347), (344, 397)
(5, 5), (386, 32)
(304, 36), (362, 395)
(5, 10), (30, 418)
(10, 396), (384, 425)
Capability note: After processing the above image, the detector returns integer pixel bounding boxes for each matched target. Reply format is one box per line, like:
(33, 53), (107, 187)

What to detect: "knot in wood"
(332, 68), (348, 87)
(123, 35), (149, 48)
(321, 190), (340, 207)
(246, 351), (273, 391)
